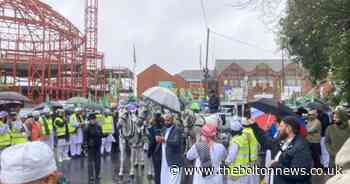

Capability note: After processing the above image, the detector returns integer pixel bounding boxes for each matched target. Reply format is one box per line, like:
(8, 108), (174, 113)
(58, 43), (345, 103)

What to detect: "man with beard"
(306, 110), (322, 168)
(325, 110), (350, 168)
(158, 113), (185, 184)
(247, 116), (313, 184)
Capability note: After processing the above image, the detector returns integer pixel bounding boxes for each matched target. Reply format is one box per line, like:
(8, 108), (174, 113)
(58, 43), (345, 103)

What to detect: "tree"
(279, 0), (350, 103)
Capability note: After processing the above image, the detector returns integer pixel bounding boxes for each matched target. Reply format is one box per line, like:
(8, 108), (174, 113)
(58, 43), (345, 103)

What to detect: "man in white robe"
(159, 113), (184, 184)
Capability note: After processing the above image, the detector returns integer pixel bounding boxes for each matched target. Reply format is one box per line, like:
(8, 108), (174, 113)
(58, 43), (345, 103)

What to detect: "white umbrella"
(143, 87), (181, 112)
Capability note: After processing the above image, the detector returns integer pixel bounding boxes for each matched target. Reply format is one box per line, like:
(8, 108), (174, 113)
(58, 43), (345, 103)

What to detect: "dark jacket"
(209, 95), (220, 113)
(318, 112), (330, 137)
(84, 123), (103, 149)
(164, 125), (185, 167)
(147, 122), (164, 158)
(250, 124), (313, 184)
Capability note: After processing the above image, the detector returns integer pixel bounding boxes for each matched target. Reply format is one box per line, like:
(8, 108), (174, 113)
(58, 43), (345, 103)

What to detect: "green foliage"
(279, 0), (350, 103)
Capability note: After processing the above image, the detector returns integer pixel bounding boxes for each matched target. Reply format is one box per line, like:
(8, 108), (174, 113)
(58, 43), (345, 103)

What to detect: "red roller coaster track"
(0, 0), (105, 103)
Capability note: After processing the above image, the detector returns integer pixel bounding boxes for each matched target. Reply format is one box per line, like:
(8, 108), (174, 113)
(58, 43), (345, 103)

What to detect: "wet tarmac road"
(58, 153), (152, 184)
(58, 153), (329, 184)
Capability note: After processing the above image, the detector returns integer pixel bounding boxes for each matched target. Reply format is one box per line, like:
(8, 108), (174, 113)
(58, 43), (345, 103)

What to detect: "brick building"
(136, 64), (187, 96)
(176, 70), (214, 99)
(215, 59), (313, 102)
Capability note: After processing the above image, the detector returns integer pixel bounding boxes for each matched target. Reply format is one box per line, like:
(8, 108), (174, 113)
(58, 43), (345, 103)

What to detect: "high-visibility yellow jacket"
(96, 114), (105, 124)
(40, 116), (54, 135)
(102, 115), (113, 134)
(54, 117), (66, 137)
(10, 122), (27, 145)
(228, 129), (259, 177)
(68, 113), (80, 134)
(0, 121), (11, 148)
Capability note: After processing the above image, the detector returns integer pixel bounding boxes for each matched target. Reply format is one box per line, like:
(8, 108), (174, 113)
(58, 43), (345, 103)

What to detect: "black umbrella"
(248, 98), (298, 118)
(0, 92), (31, 102)
(33, 101), (63, 111)
(306, 101), (331, 112)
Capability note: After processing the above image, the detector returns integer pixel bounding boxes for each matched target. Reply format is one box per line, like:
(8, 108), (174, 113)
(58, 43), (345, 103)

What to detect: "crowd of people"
(0, 99), (349, 184)
(0, 107), (116, 183)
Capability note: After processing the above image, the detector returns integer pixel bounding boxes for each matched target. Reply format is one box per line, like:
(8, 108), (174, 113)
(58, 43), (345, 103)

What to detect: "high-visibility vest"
(54, 117), (66, 137)
(96, 114), (105, 124)
(40, 117), (53, 135)
(102, 115), (113, 134)
(10, 123), (27, 145)
(228, 130), (259, 177)
(0, 121), (11, 148)
(243, 127), (259, 159)
(68, 113), (79, 134)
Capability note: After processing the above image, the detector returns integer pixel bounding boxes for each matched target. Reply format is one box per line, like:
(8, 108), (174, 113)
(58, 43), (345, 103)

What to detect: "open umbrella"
(0, 92), (31, 102)
(33, 101), (63, 111)
(306, 101), (331, 112)
(248, 98), (297, 118)
(0, 100), (22, 106)
(143, 87), (181, 112)
(66, 97), (89, 105)
(81, 103), (104, 111)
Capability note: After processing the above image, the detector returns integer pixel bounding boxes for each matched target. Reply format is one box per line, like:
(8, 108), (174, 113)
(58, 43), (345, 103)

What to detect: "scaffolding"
(0, 0), (105, 103)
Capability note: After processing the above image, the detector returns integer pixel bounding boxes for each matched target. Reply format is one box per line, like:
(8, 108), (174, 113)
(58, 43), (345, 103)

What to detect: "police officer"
(8, 111), (28, 145)
(85, 113), (103, 182)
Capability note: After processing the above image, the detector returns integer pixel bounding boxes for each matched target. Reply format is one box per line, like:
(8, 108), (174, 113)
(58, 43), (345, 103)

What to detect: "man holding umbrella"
(247, 116), (313, 184)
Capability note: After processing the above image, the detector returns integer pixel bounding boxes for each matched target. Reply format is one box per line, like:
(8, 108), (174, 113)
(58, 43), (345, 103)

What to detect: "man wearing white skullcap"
(0, 142), (58, 184)
(225, 119), (259, 184)
(230, 119), (242, 132)
(205, 114), (222, 128)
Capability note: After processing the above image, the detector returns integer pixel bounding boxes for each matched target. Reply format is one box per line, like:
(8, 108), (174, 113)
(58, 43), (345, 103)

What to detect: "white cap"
(75, 107), (82, 112)
(32, 111), (40, 117)
(230, 119), (242, 131)
(19, 112), (27, 119)
(205, 114), (219, 127)
(0, 111), (8, 118)
(42, 108), (50, 114)
(0, 142), (57, 184)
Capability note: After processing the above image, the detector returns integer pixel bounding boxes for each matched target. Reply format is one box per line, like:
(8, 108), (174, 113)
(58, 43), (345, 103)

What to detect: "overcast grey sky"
(42, 0), (282, 74)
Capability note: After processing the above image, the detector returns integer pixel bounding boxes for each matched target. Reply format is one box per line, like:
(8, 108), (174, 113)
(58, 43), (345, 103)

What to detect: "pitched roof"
(215, 59), (292, 75)
(177, 70), (214, 82)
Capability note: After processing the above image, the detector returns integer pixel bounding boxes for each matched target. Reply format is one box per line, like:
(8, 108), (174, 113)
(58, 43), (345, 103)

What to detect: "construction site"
(0, 0), (131, 103)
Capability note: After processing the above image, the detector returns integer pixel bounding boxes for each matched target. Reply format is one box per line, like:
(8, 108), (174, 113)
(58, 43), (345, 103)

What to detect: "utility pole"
(281, 48), (285, 99)
(199, 44), (202, 71)
(199, 44), (203, 98)
(133, 44), (137, 98)
(204, 28), (210, 97)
